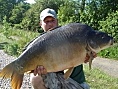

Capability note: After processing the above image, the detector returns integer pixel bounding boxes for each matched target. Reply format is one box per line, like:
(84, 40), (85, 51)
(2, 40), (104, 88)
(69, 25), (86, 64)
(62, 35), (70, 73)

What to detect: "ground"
(0, 50), (118, 88)
(0, 50), (32, 89)
(92, 57), (118, 78)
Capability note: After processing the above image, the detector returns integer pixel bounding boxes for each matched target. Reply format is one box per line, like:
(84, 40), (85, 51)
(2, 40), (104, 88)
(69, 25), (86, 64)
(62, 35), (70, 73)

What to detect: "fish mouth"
(87, 38), (114, 54)
(109, 39), (114, 45)
(99, 39), (114, 51)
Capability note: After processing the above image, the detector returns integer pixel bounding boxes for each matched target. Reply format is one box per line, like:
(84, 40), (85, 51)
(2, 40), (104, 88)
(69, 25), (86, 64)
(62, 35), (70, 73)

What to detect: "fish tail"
(11, 71), (24, 89)
(0, 62), (24, 89)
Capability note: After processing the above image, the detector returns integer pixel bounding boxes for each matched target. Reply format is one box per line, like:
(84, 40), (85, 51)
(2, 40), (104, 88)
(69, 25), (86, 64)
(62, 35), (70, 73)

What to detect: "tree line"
(0, 0), (118, 41)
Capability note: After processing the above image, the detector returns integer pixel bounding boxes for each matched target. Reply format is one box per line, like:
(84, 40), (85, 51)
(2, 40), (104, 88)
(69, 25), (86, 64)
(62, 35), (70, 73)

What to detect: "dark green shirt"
(70, 64), (86, 84)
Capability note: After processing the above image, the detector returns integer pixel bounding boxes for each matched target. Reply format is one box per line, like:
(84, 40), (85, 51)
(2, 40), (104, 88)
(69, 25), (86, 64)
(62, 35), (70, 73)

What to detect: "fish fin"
(88, 52), (94, 70)
(11, 72), (24, 89)
(64, 67), (74, 79)
(0, 62), (15, 78)
(0, 62), (24, 89)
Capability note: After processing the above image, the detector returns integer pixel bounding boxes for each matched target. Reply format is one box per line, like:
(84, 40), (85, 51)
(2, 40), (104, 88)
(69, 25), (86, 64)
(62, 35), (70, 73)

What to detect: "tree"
(79, 0), (118, 30)
(99, 10), (118, 42)
(0, 0), (25, 22)
(97, 0), (118, 20)
(58, 0), (80, 25)
(9, 3), (30, 24)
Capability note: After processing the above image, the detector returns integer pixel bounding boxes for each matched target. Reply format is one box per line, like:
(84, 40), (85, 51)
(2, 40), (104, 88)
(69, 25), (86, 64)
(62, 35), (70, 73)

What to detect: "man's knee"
(31, 75), (43, 85)
(30, 74), (46, 89)
(80, 82), (90, 89)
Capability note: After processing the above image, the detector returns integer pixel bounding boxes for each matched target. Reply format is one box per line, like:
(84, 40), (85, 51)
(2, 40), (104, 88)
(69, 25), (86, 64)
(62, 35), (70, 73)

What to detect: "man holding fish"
(0, 8), (113, 89)
(31, 8), (95, 89)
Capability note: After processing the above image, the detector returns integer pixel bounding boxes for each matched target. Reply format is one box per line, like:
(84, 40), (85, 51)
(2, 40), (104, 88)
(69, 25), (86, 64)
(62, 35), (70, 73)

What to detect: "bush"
(4, 43), (20, 56)
(98, 11), (118, 60)
(98, 44), (118, 60)
(99, 10), (118, 42)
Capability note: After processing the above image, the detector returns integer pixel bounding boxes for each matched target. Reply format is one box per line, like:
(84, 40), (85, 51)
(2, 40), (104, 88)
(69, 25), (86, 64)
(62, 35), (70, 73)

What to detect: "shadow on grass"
(0, 42), (9, 49)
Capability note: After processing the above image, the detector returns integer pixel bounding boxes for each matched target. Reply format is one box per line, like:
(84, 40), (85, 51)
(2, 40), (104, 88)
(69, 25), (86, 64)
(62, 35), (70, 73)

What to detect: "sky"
(25, 0), (35, 4)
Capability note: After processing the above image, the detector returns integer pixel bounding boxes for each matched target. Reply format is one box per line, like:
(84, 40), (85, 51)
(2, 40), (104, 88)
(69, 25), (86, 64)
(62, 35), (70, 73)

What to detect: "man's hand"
(30, 66), (47, 76)
(84, 52), (97, 63)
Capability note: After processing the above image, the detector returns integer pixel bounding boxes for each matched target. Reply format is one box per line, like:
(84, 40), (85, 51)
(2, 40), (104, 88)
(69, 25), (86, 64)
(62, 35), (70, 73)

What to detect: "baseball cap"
(40, 8), (57, 21)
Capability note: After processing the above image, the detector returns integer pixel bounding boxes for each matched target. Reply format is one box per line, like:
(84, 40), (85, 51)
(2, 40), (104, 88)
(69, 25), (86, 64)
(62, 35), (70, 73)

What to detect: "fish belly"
(23, 43), (86, 73)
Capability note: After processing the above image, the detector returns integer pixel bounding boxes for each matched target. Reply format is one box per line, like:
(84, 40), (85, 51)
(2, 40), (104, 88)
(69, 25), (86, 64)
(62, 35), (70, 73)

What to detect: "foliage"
(79, 0), (118, 30)
(19, 4), (41, 31)
(4, 43), (20, 56)
(0, 25), (39, 56)
(1, 0), (118, 31)
(58, 0), (80, 25)
(35, 0), (64, 13)
(97, 0), (118, 19)
(79, 0), (100, 29)
(99, 10), (118, 42)
(98, 44), (118, 60)
(0, 0), (26, 22)
(9, 3), (30, 24)
(2, 16), (12, 38)
(98, 11), (118, 59)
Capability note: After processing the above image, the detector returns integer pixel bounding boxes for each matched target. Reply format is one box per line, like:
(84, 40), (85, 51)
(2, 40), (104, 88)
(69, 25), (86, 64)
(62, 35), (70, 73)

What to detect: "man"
(30, 8), (90, 89)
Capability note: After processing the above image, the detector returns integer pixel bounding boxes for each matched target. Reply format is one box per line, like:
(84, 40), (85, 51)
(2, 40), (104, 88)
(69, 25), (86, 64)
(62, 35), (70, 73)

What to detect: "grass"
(0, 26), (39, 56)
(84, 65), (118, 89)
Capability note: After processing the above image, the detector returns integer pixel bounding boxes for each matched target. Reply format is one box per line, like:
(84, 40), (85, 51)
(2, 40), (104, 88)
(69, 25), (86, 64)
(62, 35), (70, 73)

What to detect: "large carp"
(0, 23), (113, 89)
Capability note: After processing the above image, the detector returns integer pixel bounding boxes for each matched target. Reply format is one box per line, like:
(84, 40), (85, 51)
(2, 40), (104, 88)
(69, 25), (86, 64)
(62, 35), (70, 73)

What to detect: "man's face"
(40, 16), (58, 32)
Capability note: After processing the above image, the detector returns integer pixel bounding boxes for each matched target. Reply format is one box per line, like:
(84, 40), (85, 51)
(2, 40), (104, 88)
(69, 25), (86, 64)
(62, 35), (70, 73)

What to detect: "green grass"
(84, 65), (118, 89)
(0, 26), (39, 56)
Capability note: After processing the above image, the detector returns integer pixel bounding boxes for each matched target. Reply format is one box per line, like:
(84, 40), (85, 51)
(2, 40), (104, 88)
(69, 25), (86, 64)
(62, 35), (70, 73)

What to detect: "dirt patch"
(92, 57), (118, 78)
